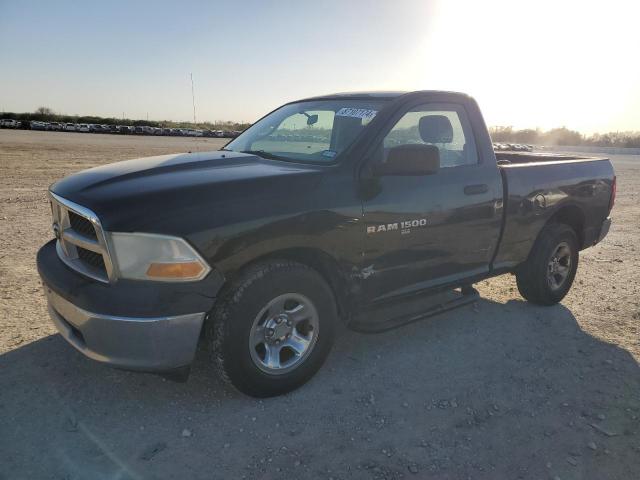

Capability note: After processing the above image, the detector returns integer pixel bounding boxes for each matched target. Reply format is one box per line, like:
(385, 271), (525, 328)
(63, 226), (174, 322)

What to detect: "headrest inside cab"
(419, 115), (453, 144)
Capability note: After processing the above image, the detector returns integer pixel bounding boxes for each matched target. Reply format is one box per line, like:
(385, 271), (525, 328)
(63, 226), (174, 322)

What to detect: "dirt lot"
(1, 130), (638, 480)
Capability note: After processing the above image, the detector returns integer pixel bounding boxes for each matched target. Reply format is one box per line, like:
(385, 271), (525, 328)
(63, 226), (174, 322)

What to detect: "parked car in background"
(2, 118), (246, 136)
(1, 119), (22, 128)
(30, 121), (49, 131)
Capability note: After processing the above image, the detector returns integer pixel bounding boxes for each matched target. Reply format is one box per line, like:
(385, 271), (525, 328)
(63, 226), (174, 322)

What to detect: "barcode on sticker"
(336, 108), (378, 121)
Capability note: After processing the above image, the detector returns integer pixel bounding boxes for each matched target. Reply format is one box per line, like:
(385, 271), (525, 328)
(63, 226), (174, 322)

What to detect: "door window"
(382, 104), (478, 168)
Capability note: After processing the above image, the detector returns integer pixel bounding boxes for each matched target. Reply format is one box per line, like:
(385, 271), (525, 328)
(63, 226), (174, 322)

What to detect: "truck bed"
(492, 153), (614, 271)
(495, 151), (606, 165)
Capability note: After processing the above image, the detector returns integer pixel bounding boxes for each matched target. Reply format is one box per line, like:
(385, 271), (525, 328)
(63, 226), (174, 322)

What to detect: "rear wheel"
(516, 223), (579, 305)
(207, 260), (337, 397)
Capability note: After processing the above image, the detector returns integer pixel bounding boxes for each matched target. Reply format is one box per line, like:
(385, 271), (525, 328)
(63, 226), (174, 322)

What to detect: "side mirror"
(306, 114), (318, 126)
(373, 144), (440, 176)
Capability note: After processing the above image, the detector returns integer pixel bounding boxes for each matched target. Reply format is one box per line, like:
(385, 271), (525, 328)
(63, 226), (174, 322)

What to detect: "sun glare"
(392, 0), (639, 133)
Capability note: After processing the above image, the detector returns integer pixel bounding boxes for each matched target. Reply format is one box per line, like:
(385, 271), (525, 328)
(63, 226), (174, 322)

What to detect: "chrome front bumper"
(44, 285), (205, 371)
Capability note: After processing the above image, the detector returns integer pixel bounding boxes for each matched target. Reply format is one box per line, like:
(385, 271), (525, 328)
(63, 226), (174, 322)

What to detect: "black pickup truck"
(37, 91), (615, 396)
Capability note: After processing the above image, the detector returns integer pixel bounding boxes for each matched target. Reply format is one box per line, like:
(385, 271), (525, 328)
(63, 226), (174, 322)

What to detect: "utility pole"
(190, 73), (196, 125)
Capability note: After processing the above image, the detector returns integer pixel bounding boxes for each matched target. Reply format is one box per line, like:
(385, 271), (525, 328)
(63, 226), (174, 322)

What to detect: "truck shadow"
(2, 297), (639, 479)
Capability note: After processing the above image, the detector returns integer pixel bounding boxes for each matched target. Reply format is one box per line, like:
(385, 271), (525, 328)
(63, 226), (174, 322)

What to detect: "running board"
(348, 285), (479, 333)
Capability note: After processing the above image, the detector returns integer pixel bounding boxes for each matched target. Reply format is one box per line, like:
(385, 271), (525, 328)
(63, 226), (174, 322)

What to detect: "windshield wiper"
(240, 150), (286, 161)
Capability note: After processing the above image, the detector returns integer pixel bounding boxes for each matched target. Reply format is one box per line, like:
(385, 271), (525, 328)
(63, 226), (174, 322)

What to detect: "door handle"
(464, 184), (489, 195)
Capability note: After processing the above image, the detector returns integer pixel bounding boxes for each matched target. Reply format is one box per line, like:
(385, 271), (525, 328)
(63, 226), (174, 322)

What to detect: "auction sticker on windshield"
(336, 108), (378, 121)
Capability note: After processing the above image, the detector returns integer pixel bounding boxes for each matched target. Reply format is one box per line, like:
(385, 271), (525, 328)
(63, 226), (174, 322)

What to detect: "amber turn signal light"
(146, 261), (205, 279)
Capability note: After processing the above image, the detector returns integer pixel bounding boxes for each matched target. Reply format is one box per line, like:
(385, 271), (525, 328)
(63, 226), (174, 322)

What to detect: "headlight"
(109, 232), (211, 282)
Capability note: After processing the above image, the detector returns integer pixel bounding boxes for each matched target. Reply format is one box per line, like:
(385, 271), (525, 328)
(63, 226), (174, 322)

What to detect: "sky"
(0, 0), (638, 133)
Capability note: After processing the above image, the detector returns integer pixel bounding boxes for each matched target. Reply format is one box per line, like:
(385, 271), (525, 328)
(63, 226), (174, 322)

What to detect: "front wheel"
(516, 223), (579, 305)
(207, 260), (337, 397)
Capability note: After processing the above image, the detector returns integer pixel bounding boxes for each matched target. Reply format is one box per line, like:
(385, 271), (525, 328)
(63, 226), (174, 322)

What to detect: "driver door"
(359, 102), (502, 304)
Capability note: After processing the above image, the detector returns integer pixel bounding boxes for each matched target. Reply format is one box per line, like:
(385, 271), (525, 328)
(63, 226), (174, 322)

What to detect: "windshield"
(225, 99), (387, 163)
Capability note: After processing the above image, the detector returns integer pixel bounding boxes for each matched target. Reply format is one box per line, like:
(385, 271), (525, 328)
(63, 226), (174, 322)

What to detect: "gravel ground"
(1, 130), (638, 480)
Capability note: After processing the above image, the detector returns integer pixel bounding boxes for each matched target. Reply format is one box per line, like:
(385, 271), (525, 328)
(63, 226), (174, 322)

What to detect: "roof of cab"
(297, 90), (471, 102)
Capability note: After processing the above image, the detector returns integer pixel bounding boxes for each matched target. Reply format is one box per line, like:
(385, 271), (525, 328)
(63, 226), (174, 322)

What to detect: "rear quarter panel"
(494, 158), (614, 268)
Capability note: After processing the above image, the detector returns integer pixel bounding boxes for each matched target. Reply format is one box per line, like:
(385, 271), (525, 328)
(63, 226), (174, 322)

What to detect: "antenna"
(190, 73), (196, 125)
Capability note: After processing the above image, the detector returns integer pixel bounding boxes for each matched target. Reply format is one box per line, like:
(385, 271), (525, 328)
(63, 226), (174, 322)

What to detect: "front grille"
(50, 192), (113, 283)
(77, 246), (106, 271)
(69, 211), (97, 240)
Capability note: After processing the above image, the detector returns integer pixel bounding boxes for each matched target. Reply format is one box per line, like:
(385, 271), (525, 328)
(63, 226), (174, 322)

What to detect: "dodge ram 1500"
(37, 91), (615, 396)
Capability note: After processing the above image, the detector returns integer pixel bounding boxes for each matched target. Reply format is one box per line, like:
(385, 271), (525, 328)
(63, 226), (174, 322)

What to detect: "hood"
(51, 150), (323, 232)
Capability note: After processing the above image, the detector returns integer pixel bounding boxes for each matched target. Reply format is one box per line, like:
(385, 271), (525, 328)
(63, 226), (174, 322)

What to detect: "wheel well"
(224, 248), (351, 322)
(547, 205), (585, 248)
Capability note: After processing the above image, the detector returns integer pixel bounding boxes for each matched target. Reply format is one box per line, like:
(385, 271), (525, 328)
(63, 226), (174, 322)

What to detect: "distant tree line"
(1, 106), (252, 131)
(490, 126), (640, 148)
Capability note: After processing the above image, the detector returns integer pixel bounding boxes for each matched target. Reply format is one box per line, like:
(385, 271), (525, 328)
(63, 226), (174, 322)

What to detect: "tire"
(207, 260), (337, 397)
(516, 223), (579, 305)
